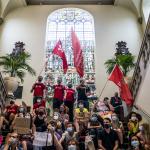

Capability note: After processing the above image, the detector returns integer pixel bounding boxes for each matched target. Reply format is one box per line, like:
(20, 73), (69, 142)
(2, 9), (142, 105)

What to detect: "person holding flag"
(51, 40), (68, 110)
(110, 92), (123, 120)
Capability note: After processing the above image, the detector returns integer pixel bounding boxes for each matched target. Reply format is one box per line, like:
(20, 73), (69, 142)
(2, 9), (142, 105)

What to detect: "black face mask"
(10, 101), (14, 105)
(39, 112), (44, 116)
(104, 123), (111, 129)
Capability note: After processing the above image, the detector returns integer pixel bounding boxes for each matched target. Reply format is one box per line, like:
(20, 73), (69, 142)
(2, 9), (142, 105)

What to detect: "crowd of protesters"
(0, 76), (150, 150)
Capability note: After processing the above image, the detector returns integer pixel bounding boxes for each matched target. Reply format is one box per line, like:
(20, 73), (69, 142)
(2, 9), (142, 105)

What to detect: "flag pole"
(91, 79), (109, 114)
(34, 54), (52, 83)
(98, 79), (109, 100)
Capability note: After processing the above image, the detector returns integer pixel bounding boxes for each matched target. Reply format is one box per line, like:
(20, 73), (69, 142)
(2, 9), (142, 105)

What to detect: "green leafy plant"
(104, 54), (135, 76)
(0, 51), (36, 82)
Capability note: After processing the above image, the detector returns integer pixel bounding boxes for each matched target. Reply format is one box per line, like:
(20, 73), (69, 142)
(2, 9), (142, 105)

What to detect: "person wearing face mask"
(0, 101), (18, 144)
(111, 113), (124, 146)
(130, 135), (144, 150)
(93, 97), (114, 116)
(88, 114), (103, 149)
(64, 83), (76, 122)
(33, 110), (47, 132)
(1, 132), (22, 150)
(52, 78), (66, 110)
(110, 92), (123, 121)
(67, 139), (78, 150)
(53, 112), (65, 133)
(31, 76), (46, 105)
(33, 96), (46, 110)
(59, 105), (69, 126)
(76, 79), (91, 110)
(74, 101), (89, 132)
(98, 118), (119, 150)
(11, 106), (27, 131)
(60, 123), (78, 150)
(136, 123), (150, 150)
(128, 112), (142, 138)
(2, 101), (18, 124)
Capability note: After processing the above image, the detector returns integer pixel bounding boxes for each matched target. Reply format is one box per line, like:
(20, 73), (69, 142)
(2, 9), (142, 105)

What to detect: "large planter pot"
(4, 77), (19, 95)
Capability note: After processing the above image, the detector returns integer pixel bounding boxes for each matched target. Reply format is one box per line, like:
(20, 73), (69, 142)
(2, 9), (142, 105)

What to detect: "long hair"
(141, 123), (150, 144)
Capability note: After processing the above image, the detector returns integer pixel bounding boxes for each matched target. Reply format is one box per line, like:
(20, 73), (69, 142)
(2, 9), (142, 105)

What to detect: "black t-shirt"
(98, 129), (119, 150)
(34, 116), (47, 132)
(110, 96), (122, 113)
(76, 85), (90, 101)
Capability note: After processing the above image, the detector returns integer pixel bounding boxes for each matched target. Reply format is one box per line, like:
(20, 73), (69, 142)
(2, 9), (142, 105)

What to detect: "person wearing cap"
(30, 76), (46, 104)
(76, 79), (91, 110)
(64, 83), (75, 122)
(52, 79), (65, 110)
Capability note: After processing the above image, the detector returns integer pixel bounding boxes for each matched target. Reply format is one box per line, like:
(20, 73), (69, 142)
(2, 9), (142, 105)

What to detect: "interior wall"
(135, 61), (150, 115)
(0, 5), (142, 105)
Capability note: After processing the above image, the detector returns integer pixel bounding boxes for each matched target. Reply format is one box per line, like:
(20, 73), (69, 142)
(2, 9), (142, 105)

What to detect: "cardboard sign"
(33, 132), (52, 146)
(14, 117), (31, 134)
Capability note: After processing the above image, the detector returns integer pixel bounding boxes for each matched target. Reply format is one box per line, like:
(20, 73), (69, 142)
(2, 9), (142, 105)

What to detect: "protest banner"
(33, 132), (52, 146)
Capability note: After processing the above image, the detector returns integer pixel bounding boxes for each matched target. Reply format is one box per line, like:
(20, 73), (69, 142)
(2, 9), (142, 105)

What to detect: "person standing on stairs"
(52, 78), (66, 110)
(30, 76), (46, 104)
(64, 82), (76, 122)
(110, 92), (123, 121)
(76, 79), (91, 110)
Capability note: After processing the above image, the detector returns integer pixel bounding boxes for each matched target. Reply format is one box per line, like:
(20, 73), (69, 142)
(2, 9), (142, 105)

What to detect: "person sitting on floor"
(98, 117), (119, 150)
(128, 112), (142, 138)
(74, 101), (90, 131)
(136, 123), (150, 150)
(33, 96), (46, 110)
(111, 112), (124, 146)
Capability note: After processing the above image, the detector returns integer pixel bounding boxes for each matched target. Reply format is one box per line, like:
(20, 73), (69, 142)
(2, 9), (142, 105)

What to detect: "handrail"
(129, 14), (150, 119)
(133, 105), (150, 121)
(0, 72), (8, 110)
(130, 14), (150, 100)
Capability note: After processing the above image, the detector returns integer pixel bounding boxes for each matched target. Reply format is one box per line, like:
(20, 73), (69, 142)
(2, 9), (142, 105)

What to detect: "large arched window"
(45, 8), (96, 93)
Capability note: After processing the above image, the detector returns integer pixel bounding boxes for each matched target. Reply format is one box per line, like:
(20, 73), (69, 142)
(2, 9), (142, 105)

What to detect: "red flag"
(120, 81), (133, 106)
(108, 64), (133, 105)
(71, 28), (84, 77)
(108, 65), (123, 88)
(52, 40), (68, 74)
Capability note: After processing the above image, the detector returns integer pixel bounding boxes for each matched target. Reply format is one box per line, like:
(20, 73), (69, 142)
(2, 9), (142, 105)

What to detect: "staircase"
(130, 14), (150, 101)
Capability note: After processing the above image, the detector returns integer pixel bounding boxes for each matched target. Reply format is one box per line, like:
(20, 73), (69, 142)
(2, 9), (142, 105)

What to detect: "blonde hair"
(141, 123), (150, 143)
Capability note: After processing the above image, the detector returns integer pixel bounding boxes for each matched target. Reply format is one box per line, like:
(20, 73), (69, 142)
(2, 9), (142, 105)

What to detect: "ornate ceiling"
(25, 0), (115, 5)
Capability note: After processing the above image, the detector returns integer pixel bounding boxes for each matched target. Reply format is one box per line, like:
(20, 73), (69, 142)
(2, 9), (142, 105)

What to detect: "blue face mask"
(68, 145), (76, 150)
(91, 116), (97, 122)
(67, 127), (73, 133)
(10, 137), (18, 145)
(131, 140), (139, 148)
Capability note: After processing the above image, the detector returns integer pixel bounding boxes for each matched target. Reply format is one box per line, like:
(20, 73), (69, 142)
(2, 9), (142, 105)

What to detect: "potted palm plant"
(0, 42), (36, 95)
(104, 41), (135, 84)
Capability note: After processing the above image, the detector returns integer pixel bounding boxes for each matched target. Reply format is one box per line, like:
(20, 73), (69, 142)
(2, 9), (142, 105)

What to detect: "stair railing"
(130, 14), (150, 100)
(0, 72), (8, 113)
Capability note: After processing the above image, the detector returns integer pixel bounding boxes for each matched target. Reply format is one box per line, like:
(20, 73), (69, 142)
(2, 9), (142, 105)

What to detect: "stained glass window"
(45, 8), (96, 96)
